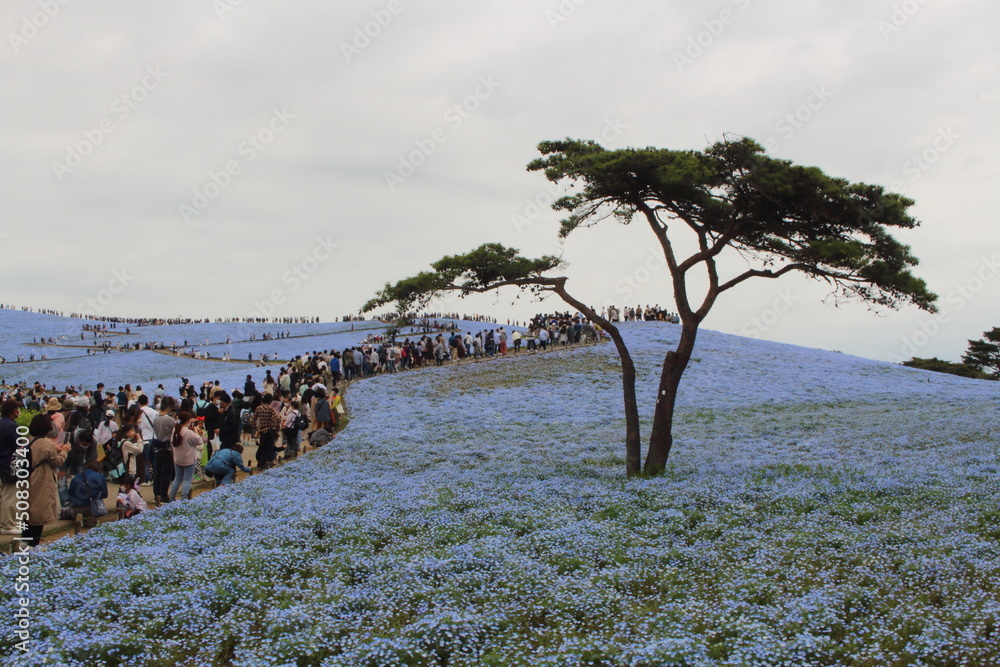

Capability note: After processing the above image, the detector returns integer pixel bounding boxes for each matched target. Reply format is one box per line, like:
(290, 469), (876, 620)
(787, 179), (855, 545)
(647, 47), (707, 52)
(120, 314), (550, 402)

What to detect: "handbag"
(90, 497), (108, 518)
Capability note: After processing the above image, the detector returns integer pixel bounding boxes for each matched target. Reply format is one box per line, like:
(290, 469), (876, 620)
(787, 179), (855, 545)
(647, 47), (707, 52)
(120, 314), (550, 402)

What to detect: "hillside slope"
(1, 322), (997, 666)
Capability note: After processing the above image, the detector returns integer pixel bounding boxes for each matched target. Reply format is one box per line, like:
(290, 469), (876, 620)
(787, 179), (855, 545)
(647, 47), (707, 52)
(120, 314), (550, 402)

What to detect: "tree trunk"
(552, 287), (642, 476)
(644, 322), (698, 474)
(602, 325), (642, 476)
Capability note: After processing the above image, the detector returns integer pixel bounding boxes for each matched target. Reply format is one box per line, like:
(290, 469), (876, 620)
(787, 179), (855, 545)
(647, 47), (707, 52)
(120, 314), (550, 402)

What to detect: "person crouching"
(117, 476), (147, 518)
(204, 444), (251, 486)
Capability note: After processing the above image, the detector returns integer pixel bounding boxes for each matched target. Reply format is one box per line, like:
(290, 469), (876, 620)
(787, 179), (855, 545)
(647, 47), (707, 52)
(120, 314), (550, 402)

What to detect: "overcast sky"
(1, 0), (996, 363)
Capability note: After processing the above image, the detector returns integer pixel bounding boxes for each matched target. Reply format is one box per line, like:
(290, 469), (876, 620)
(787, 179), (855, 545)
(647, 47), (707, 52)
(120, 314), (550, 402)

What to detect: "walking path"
(1, 335), (607, 550)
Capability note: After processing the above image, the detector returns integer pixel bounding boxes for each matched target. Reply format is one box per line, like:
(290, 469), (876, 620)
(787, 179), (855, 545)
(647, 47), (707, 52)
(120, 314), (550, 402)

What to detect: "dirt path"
(0, 437), (333, 550)
(1, 336), (607, 550)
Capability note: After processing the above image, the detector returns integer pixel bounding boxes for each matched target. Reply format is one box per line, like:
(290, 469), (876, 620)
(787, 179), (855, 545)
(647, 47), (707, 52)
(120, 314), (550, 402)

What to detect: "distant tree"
(962, 327), (1000, 380)
(366, 135), (938, 475)
(902, 357), (986, 379)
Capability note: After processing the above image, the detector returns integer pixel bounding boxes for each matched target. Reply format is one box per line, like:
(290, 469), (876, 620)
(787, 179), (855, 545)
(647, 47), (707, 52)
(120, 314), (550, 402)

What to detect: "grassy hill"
(1, 321), (998, 666)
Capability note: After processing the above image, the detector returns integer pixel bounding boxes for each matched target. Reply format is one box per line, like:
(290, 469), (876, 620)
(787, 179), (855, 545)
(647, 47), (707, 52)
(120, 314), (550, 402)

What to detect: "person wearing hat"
(45, 397), (65, 441)
(21, 413), (71, 546)
(94, 408), (119, 453)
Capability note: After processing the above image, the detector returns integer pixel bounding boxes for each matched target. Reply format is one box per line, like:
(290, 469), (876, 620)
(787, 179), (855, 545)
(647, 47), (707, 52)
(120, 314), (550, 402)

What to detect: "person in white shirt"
(136, 394), (158, 485)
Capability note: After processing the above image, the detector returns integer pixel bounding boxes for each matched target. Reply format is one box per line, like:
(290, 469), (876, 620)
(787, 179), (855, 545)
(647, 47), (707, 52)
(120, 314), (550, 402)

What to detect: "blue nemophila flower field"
(0, 312), (476, 389)
(1, 319), (999, 666)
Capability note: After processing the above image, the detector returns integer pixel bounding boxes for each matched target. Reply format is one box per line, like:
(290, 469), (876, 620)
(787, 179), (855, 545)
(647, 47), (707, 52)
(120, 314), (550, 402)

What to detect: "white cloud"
(0, 0), (996, 363)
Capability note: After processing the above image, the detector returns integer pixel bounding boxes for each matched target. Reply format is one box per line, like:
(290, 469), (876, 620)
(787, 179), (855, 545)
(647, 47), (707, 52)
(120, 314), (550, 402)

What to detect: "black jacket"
(218, 406), (242, 445)
(0, 416), (19, 482)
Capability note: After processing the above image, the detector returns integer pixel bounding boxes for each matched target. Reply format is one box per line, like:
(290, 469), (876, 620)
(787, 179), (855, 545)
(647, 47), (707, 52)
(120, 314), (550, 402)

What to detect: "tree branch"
(717, 263), (808, 293)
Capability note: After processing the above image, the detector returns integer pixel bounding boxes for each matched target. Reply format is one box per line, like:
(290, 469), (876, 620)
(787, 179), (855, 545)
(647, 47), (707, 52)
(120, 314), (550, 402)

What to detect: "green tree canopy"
(902, 357), (986, 380)
(365, 135), (938, 475)
(962, 327), (1000, 380)
(529, 136), (937, 316)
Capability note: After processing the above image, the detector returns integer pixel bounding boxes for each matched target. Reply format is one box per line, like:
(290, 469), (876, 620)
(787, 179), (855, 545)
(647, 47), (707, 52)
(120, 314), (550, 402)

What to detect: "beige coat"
(28, 437), (66, 526)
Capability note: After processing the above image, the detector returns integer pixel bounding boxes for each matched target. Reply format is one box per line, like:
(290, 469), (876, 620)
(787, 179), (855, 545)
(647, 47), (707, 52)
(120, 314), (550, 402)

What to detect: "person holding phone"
(166, 411), (206, 502)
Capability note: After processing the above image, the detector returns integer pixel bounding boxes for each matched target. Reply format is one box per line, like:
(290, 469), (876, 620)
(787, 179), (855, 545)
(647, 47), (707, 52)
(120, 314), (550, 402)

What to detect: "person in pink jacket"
(166, 411), (206, 502)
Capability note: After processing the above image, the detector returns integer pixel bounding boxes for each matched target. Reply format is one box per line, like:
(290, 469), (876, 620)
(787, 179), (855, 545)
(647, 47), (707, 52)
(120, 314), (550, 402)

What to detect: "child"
(117, 476), (148, 518)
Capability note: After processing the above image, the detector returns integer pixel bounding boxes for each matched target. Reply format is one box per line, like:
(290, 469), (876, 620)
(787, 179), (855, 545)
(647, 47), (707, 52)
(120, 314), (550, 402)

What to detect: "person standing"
(252, 394), (282, 470)
(22, 413), (70, 546)
(45, 397), (65, 441)
(118, 424), (143, 479)
(116, 386), (128, 418)
(152, 397), (176, 506)
(136, 394), (158, 485)
(0, 399), (22, 535)
(312, 389), (332, 433)
(281, 400), (305, 459)
(202, 393), (222, 458)
(329, 352), (342, 387)
(217, 393), (241, 450)
(167, 412), (205, 502)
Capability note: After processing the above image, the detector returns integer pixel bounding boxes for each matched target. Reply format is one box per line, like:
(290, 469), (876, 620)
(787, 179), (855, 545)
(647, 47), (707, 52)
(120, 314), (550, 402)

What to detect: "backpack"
(102, 440), (126, 480)
(69, 411), (93, 440)
(240, 408), (252, 425)
(195, 400), (209, 418)
(293, 411), (310, 431)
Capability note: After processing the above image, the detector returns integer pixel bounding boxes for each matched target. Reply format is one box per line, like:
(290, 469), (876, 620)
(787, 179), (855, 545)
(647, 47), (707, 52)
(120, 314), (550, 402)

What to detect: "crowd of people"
(0, 304), (324, 326)
(604, 304), (680, 323)
(0, 367), (347, 546)
(375, 311), (502, 326)
(339, 314), (605, 378)
(0, 355), (50, 364)
(0, 306), (675, 546)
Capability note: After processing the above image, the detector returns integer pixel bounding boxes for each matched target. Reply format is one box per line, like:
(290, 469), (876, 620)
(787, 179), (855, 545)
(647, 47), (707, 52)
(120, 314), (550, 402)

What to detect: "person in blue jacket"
(68, 460), (109, 525)
(204, 444), (251, 485)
